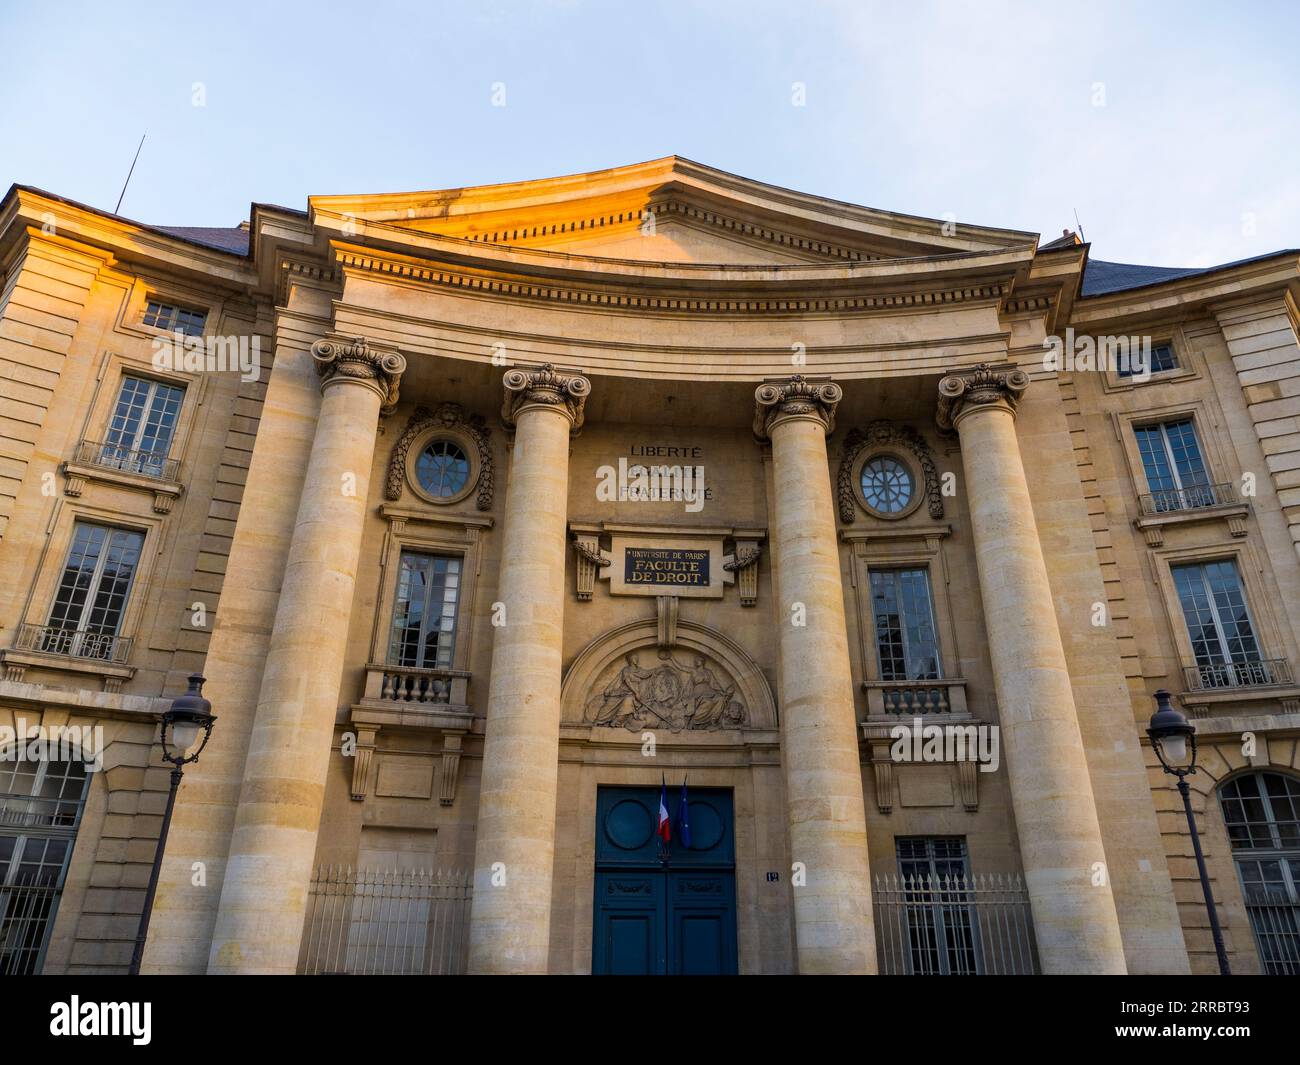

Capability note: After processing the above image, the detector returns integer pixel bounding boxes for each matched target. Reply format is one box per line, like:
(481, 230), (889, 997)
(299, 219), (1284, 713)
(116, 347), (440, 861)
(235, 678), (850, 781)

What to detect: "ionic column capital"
(936, 362), (1029, 432)
(753, 375), (843, 439)
(310, 336), (407, 414)
(501, 363), (591, 432)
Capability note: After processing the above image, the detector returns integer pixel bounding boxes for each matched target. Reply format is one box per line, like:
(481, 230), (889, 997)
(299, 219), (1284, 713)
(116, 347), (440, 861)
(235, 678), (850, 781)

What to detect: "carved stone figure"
(584, 650), (746, 732)
(686, 656), (743, 729)
(588, 653), (654, 727)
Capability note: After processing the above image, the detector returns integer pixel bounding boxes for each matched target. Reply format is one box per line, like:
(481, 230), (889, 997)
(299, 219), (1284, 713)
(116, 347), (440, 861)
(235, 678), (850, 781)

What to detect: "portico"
(130, 157), (1195, 976)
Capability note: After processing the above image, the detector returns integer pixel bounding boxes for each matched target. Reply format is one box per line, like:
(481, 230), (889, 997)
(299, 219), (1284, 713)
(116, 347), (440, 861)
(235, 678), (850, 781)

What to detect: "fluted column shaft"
(207, 338), (404, 974)
(938, 364), (1127, 974)
(756, 377), (876, 974)
(468, 364), (589, 974)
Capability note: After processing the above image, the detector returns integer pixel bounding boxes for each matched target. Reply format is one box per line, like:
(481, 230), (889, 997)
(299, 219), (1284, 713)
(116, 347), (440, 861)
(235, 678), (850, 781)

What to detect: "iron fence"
(874, 872), (1038, 975)
(0, 876), (61, 976)
(1243, 887), (1300, 975)
(298, 866), (472, 975)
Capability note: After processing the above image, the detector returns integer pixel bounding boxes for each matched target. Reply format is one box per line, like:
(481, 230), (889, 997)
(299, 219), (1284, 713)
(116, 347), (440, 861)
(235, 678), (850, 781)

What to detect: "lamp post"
(128, 674), (216, 976)
(1146, 688), (1230, 976)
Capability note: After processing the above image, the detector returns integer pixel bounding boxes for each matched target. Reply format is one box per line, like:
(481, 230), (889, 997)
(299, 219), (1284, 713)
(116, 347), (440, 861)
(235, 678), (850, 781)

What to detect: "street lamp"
(128, 674), (216, 975)
(1146, 688), (1230, 976)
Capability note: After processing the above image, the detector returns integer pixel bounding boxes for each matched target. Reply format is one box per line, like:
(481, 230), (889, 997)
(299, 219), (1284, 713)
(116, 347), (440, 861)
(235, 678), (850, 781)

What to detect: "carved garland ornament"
(310, 336), (406, 415)
(722, 545), (762, 571)
(724, 542), (762, 607)
(837, 422), (943, 524)
(572, 538), (612, 568)
(501, 363), (591, 432)
(753, 375), (843, 439)
(935, 362), (1030, 432)
(385, 403), (494, 509)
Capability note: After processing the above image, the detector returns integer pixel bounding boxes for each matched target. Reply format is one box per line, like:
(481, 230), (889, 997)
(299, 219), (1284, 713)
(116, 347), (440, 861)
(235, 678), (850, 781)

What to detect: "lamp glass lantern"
(160, 673), (216, 764)
(1146, 688), (1196, 772)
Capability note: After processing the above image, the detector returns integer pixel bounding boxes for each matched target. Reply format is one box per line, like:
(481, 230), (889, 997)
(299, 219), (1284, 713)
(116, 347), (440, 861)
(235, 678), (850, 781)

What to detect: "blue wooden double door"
(592, 786), (738, 975)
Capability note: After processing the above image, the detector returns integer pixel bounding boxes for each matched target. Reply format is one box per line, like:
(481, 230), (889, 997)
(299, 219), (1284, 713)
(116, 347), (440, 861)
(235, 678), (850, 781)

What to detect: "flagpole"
(660, 774), (670, 975)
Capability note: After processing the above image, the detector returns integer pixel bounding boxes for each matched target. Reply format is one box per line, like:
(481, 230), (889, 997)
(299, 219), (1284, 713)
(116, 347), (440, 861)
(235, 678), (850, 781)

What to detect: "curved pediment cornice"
(304, 155), (1040, 265)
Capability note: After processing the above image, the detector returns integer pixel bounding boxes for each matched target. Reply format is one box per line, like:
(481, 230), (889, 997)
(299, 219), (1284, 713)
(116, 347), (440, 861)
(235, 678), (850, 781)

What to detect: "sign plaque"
(623, 546), (710, 588)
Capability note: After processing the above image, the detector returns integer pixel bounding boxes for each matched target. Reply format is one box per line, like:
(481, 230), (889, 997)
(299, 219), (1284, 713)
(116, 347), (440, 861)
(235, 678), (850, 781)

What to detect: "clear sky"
(2, 0), (1296, 268)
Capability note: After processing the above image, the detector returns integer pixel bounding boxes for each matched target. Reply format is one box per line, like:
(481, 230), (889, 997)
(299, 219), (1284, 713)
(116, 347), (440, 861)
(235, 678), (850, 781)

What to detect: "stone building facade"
(1, 158), (1298, 976)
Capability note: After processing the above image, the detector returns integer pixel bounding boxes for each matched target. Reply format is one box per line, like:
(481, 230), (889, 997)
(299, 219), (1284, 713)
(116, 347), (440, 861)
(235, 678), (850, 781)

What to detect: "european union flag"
(678, 778), (692, 849)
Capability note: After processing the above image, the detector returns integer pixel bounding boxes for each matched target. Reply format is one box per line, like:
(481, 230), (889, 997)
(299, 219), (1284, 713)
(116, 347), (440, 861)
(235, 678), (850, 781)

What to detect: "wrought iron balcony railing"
(73, 439), (179, 482)
(1183, 657), (1293, 691)
(14, 623), (134, 664)
(1139, 481), (1236, 515)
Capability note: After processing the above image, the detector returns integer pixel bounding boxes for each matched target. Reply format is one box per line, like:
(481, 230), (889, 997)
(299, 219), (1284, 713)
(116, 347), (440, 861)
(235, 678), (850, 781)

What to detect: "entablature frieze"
(325, 300), (1014, 383)
(325, 238), (1036, 320)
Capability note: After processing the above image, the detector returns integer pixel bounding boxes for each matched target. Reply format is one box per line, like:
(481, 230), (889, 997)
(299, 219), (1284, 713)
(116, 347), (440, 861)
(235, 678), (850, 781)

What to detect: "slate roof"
(1081, 251), (1297, 297)
(152, 225), (250, 255)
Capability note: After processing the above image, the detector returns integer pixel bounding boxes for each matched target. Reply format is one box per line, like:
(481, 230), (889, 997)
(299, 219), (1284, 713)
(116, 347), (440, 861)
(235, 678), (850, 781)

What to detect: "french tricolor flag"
(657, 776), (671, 844)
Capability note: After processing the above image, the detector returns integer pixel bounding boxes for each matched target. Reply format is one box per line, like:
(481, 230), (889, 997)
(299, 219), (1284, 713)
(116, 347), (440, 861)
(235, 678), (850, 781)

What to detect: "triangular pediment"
(309, 157), (1038, 266)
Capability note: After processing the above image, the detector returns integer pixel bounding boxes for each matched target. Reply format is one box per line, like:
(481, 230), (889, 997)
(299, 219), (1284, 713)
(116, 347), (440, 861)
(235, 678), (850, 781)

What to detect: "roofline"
(307, 155), (1041, 251)
(1070, 247), (1300, 328)
(1077, 246), (1300, 300)
(1, 183), (254, 259)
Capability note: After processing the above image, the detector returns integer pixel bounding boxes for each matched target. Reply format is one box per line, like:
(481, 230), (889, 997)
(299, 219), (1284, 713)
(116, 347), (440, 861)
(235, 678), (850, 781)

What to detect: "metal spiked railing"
(873, 872), (1039, 975)
(298, 865), (472, 975)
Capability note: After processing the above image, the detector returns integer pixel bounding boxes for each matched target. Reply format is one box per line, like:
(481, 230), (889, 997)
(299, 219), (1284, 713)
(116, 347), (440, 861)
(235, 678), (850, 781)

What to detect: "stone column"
(207, 337), (404, 974)
(754, 376), (876, 974)
(937, 363), (1127, 974)
(468, 364), (589, 974)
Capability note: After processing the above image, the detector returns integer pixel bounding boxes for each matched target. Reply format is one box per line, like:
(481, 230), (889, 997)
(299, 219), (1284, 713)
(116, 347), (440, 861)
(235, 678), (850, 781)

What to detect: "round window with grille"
(860, 455), (914, 516)
(415, 438), (471, 499)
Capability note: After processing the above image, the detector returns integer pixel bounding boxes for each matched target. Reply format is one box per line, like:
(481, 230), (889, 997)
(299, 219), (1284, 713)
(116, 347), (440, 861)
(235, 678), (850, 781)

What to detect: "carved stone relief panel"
(583, 648), (747, 733)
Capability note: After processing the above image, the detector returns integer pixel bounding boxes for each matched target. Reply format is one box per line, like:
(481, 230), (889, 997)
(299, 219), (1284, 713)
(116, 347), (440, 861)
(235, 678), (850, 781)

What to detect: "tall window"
(388, 552), (462, 670)
(1172, 560), (1267, 687)
(895, 837), (980, 975)
(1217, 772), (1300, 975)
(141, 299), (206, 336)
(44, 523), (144, 659)
(0, 755), (90, 975)
(869, 568), (940, 681)
(1135, 419), (1214, 511)
(101, 376), (184, 478)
